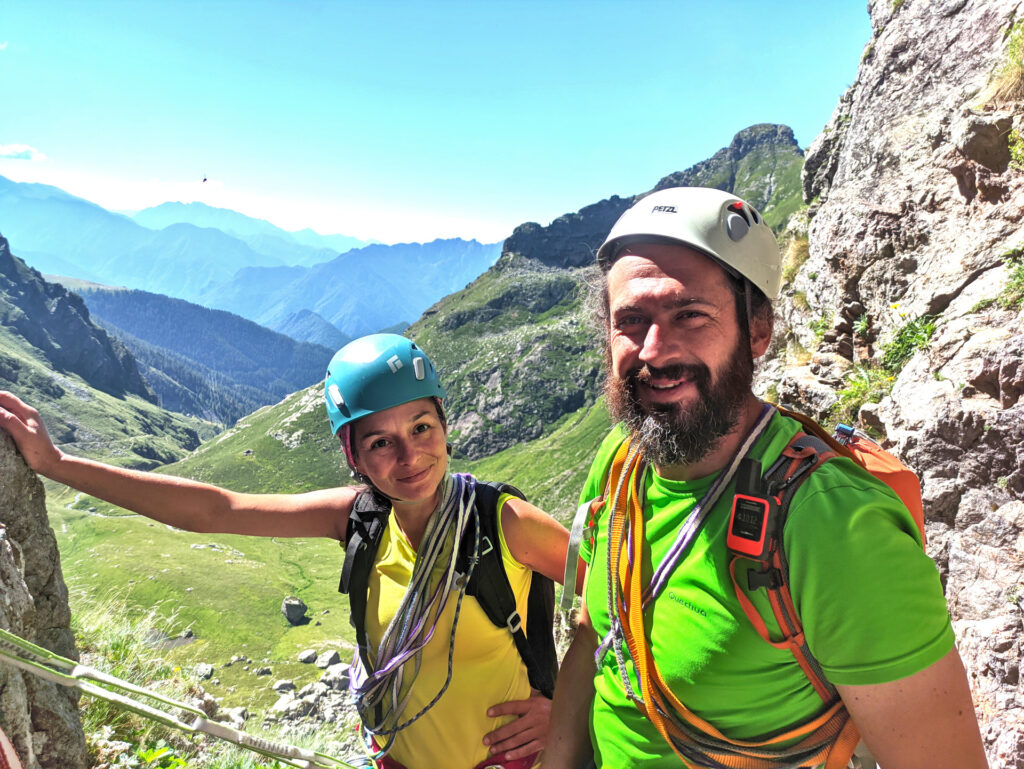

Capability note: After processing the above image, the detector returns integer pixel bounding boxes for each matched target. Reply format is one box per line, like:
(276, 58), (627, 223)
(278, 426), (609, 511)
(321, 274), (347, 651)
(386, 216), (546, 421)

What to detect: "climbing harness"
(0, 626), (356, 769)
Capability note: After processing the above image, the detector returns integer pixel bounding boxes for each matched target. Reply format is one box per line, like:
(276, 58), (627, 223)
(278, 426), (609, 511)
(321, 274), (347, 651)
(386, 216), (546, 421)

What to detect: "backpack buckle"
(480, 536), (494, 557)
(506, 611), (522, 633)
(747, 567), (782, 591)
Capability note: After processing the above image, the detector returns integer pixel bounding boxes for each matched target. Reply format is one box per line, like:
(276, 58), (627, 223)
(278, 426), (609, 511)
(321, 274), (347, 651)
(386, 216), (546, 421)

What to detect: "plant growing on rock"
(987, 21), (1024, 103)
(1009, 129), (1024, 172)
(830, 365), (894, 428)
(809, 311), (832, 339)
(997, 249), (1024, 310)
(881, 314), (937, 373)
(781, 236), (810, 286)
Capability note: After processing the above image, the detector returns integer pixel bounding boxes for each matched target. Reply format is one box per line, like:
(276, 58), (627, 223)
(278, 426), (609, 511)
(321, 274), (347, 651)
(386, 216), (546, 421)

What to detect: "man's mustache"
(628, 362), (711, 389)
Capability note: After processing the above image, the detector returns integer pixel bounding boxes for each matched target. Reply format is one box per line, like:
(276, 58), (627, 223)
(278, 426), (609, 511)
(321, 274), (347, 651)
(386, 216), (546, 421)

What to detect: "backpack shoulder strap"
(728, 427), (840, 703)
(338, 490), (391, 676)
(465, 481), (558, 698)
(561, 431), (626, 611)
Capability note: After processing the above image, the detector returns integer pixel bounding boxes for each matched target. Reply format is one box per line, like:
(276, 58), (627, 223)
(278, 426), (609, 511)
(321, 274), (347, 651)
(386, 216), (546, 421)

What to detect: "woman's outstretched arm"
(0, 390), (353, 540)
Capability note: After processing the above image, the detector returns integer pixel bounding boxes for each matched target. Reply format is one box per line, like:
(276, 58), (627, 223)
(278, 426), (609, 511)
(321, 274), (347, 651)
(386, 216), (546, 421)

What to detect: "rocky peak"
(501, 196), (633, 270)
(654, 123), (804, 217)
(501, 122), (805, 275)
(0, 235), (154, 402)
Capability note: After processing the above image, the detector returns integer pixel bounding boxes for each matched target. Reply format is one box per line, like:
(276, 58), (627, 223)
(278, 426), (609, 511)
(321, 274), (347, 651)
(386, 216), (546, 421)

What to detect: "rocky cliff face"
(0, 235), (154, 403)
(774, 1), (1024, 765)
(0, 435), (88, 769)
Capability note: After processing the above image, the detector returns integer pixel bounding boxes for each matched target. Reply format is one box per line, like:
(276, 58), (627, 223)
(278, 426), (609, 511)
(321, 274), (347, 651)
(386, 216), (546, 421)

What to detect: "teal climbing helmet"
(324, 334), (446, 436)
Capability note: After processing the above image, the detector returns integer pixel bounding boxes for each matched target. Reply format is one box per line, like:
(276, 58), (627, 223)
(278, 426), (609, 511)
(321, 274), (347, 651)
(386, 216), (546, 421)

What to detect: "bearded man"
(544, 187), (987, 769)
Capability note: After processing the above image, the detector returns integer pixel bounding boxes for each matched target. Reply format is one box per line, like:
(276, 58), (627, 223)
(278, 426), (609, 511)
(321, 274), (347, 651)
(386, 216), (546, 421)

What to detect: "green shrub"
(830, 365), (895, 426)
(1010, 130), (1024, 172)
(970, 297), (996, 313)
(881, 315), (936, 373)
(998, 250), (1024, 311)
(852, 314), (871, 338)
(809, 312), (832, 339)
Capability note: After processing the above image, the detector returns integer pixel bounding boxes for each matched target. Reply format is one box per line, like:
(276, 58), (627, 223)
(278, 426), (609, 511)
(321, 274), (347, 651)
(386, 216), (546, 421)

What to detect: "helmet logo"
(651, 205), (677, 213)
(387, 355), (403, 373)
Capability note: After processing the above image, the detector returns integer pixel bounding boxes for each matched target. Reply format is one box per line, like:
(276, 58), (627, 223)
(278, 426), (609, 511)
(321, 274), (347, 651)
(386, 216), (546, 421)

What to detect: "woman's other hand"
(483, 689), (551, 761)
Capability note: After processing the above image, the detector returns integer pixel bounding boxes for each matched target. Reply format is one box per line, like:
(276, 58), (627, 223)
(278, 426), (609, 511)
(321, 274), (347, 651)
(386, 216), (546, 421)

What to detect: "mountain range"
(0, 176), (502, 340)
(0, 235), (210, 467)
(72, 285), (335, 426)
(131, 201), (373, 267)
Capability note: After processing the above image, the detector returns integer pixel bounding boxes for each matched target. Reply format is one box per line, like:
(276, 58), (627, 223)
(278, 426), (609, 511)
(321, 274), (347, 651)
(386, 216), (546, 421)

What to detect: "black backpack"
(338, 480), (558, 698)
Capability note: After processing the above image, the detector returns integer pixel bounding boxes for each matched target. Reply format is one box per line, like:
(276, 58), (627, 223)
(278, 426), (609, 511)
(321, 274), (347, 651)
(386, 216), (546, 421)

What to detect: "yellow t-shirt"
(364, 493), (534, 769)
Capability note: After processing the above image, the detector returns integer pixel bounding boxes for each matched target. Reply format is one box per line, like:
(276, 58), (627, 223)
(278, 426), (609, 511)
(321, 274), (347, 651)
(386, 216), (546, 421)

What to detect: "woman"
(0, 334), (573, 769)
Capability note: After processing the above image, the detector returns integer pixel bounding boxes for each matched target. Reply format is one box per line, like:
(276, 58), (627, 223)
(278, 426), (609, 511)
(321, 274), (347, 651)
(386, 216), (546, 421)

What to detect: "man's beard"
(605, 340), (754, 468)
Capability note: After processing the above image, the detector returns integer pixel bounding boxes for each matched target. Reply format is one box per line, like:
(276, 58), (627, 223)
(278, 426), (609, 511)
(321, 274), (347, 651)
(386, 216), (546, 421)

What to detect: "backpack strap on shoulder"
(728, 429), (839, 703)
(465, 481), (558, 698)
(562, 434), (624, 612)
(561, 496), (604, 612)
(339, 490), (391, 677)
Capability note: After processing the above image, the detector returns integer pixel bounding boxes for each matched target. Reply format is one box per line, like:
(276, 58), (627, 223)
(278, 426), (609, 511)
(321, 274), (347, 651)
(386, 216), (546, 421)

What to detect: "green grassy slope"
(50, 389), (612, 713)
(409, 254), (605, 460)
(452, 399), (611, 522)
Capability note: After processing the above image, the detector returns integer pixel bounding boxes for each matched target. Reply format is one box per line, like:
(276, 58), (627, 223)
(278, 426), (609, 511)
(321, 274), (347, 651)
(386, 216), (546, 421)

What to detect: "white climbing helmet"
(596, 186), (782, 301)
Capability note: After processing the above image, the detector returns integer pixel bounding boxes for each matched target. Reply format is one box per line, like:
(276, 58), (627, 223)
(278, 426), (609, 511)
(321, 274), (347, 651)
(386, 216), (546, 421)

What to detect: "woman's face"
(350, 398), (449, 506)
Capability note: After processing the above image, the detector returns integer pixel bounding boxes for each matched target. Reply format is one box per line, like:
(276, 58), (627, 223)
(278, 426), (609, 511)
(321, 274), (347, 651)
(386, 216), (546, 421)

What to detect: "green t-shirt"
(579, 412), (954, 768)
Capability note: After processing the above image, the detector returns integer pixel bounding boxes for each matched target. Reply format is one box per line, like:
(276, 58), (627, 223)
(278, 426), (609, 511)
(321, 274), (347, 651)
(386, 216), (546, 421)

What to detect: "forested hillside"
(0, 237), (212, 467)
(76, 286), (332, 425)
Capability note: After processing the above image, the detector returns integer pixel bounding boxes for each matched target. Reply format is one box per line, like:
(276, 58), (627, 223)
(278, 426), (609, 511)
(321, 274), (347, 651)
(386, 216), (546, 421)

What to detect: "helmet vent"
(328, 384), (345, 408)
(413, 357), (426, 381)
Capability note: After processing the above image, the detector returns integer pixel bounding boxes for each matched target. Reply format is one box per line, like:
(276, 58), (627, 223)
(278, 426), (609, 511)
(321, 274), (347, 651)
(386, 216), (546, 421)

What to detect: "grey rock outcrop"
(0, 434), (88, 769)
(776, 1), (1024, 765)
(281, 596), (308, 625)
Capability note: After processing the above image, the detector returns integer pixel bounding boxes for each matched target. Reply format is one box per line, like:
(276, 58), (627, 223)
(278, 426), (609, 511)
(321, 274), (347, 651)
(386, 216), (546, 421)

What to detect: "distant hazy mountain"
(74, 286), (334, 425)
(0, 176), (284, 300)
(132, 201), (372, 267)
(1, 177), (496, 338)
(200, 238), (502, 338)
(272, 309), (351, 350)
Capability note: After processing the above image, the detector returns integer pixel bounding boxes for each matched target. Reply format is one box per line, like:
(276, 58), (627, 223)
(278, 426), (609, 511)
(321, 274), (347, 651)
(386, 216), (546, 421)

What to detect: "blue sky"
(0, 1), (872, 244)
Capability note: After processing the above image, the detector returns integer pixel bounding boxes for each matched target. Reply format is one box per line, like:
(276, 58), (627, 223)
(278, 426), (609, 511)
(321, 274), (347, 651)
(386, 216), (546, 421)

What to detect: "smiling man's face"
(604, 242), (755, 468)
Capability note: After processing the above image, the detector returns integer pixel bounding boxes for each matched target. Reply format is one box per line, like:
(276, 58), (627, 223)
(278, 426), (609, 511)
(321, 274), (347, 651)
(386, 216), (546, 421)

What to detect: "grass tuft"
(781, 237), (810, 286)
(881, 315), (936, 374)
(830, 365), (895, 427)
(986, 21), (1024, 104)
